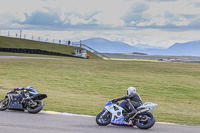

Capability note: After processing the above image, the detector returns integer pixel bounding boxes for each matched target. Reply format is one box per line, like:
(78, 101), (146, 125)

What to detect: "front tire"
(0, 98), (9, 111)
(96, 111), (111, 126)
(27, 100), (44, 114)
(135, 112), (155, 129)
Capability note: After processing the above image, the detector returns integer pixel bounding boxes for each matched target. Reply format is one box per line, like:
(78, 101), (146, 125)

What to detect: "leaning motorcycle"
(96, 100), (158, 129)
(0, 89), (47, 113)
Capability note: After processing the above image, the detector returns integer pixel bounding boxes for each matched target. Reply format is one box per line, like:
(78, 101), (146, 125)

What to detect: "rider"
(14, 86), (37, 95)
(111, 87), (143, 122)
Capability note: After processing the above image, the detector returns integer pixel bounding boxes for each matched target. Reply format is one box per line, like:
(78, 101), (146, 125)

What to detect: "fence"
(0, 30), (68, 45)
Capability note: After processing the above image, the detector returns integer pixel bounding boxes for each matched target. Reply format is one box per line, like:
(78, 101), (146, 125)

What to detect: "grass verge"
(104, 57), (159, 62)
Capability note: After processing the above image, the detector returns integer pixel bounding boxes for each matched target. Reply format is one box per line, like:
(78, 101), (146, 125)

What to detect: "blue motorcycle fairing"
(119, 101), (126, 106)
(8, 104), (23, 110)
(111, 116), (133, 126)
(111, 116), (125, 124)
(105, 101), (127, 108)
(6, 93), (23, 110)
(104, 101), (114, 107)
(7, 94), (24, 110)
(104, 101), (133, 126)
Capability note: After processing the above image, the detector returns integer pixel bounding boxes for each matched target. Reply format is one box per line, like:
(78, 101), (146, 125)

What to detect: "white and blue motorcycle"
(96, 100), (158, 129)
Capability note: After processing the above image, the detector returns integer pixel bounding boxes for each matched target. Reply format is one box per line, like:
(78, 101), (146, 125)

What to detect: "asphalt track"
(0, 110), (200, 133)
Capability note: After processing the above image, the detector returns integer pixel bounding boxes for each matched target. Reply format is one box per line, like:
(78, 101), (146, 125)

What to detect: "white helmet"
(127, 87), (136, 95)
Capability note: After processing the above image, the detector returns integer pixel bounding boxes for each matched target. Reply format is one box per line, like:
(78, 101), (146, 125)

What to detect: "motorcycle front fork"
(101, 110), (109, 119)
(1, 98), (8, 106)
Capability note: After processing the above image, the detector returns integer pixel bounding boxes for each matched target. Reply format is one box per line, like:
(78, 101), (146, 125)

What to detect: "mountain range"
(78, 38), (200, 56)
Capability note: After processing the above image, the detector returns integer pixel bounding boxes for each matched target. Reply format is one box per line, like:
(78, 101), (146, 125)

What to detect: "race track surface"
(0, 110), (200, 133)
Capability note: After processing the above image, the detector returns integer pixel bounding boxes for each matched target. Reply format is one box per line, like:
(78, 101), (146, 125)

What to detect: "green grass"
(104, 58), (159, 62)
(0, 57), (200, 125)
(0, 36), (101, 59)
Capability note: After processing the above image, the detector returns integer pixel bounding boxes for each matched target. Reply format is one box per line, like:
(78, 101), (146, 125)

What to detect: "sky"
(0, 0), (200, 48)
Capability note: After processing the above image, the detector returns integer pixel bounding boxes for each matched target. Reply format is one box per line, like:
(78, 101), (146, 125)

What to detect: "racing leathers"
(112, 93), (143, 122)
(14, 87), (37, 98)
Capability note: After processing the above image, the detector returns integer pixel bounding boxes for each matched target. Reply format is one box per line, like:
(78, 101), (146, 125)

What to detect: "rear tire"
(0, 98), (9, 111)
(135, 112), (155, 129)
(27, 100), (44, 114)
(96, 111), (111, 126)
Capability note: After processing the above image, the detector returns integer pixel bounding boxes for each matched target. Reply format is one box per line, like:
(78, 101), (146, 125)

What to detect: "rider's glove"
(111, 98), (118, 103)
(13, 88), (19, 91)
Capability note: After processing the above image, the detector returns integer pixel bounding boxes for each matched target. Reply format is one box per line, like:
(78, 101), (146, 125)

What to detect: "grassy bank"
(104, 57), (159, 62)
(0, 57), (200, 125)
(0, 36), (101, 59)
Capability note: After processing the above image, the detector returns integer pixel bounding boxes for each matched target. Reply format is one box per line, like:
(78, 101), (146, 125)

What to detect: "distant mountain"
(81, 38), (138, 53)
(165, 40), (200, 56)
(80, 38), (200, 56)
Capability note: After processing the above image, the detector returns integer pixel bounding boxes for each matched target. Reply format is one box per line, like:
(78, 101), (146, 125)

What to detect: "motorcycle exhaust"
(129, 108), (150, 120)
(138, 108), (149, 114)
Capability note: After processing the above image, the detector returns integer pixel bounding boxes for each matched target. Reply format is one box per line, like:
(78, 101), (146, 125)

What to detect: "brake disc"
(140, 116), (150, 122)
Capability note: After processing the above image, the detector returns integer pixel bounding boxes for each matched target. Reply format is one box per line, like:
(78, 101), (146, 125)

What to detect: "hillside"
(166, 40), (200, 56)
(0, 36), (101, 59)
(81, 38), (138, 53)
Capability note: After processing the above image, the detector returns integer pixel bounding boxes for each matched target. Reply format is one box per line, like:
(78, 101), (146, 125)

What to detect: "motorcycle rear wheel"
(27, 100), (44, 114)
(135, 112), (155, 129)
(0, 98), (9, 111)
(96, 111), (111, 126)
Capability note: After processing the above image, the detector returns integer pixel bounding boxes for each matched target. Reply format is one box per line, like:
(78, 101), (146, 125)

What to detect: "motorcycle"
(96, 100), (158, 129)
(0, 89), (47, 113)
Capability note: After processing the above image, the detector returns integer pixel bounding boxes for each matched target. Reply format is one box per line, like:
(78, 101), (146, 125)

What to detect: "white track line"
(41, 111), (95, 118)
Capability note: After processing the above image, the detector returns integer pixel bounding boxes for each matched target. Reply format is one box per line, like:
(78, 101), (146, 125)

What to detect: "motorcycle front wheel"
(96, 111), (111, 126)
(0, 98), (9, 111)
(135, 112), (155, 129)
(27, 100), (44, 114)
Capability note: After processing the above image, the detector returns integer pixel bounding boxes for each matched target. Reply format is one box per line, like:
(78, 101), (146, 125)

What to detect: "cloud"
(194, 2), (200, 7)
(0, 0), (128, 30)
(123, 0), (200, 30)
(23, 11), (61, 26)
(1, 0), (199, 31)
(130, 2), (149, 13)
(1, 0), (200, 49)
(93, 12), (125, 27)
(144, 0), (177, 2)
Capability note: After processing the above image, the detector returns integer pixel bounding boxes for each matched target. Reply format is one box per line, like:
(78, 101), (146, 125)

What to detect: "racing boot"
(124, 102), (137, 122)
(124, 109), (137, 122)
